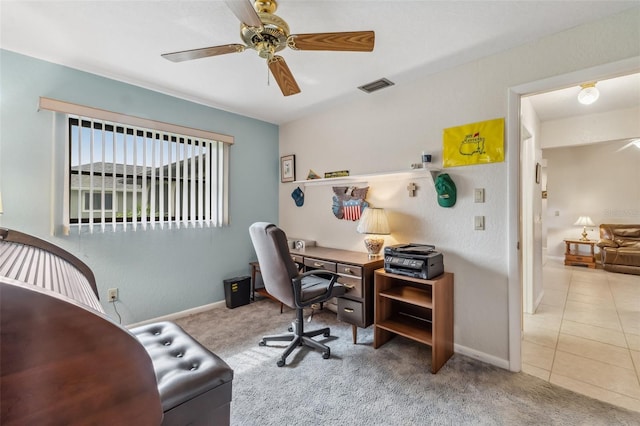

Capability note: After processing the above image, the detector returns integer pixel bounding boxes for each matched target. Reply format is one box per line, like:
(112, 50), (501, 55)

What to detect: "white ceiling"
(1, 1), (639, 125)
(527, 72), (640, 122)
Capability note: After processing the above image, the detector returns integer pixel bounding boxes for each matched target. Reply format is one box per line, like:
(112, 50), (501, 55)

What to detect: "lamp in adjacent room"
(577, 82), (599, 105)
(356, 207), (390, 258)
(574, 216), (595, 241)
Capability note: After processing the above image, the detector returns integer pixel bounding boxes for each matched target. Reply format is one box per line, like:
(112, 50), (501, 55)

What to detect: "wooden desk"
(374, 269), (454, 374)
(564, 239), (597, 268)
(250, 246), (383, 344)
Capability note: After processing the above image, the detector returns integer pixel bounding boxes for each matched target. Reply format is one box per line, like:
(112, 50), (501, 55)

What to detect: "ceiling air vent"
(358, 78), (395, 94)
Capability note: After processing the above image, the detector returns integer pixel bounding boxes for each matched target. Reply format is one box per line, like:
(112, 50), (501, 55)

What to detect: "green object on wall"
(435, 174), (457, 208)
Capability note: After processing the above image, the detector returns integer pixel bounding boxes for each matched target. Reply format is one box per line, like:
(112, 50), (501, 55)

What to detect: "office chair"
(249, 222), (345, 367)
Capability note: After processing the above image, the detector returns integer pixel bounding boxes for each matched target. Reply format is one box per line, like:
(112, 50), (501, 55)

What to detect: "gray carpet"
(175, 298), (640, 425)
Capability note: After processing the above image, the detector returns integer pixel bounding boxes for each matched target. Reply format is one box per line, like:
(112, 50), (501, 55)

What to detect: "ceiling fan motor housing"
(241, 12), (290, 58)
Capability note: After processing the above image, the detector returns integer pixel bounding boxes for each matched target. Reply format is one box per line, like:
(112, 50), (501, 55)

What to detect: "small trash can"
(223, 276), (251, 309)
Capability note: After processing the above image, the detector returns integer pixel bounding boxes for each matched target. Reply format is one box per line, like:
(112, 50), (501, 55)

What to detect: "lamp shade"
(357, 207), (390, 235)
(577, 83), (599, 105)
(573, 216), (595, 227)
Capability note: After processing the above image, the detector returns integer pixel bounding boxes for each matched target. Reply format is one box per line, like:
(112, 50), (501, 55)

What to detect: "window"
(83, 191), (114, 212)
(67, 116), (229, 232)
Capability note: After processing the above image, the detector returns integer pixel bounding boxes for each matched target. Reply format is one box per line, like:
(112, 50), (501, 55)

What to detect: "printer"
(384, 244), (444, 280)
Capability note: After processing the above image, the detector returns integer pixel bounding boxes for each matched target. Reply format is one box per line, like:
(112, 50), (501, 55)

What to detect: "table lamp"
(357, 207), (390, 258)
(574, 216), (595, 241)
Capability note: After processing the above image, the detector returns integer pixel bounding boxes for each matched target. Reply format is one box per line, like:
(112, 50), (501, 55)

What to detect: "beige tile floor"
(522, 258), (640, 413)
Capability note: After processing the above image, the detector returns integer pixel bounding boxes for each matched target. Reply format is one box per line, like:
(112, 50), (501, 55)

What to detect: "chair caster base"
(322, 350), (330, 359)
(259, 340), (266, 346)
(277, 359), (285, 367)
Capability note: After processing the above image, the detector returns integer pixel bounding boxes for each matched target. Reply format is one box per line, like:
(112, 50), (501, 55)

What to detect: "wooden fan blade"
(268, 55), (301, 96)
(224, 0), (263, 28)
(288, 31), (374, 52)
(162, 44), (245, 62)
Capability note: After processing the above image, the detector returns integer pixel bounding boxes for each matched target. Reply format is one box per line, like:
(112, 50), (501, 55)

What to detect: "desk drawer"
(304, 257), (337, 272)
(291, 254), (304, 264)
(337, 298), (364, 327)
(338, 274), (362, 299)
(338, 264), (362, 278)
(337, 263), (363, 298)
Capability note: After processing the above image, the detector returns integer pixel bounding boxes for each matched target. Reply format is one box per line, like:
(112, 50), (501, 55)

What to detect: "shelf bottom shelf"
(376, 314), (433, 346)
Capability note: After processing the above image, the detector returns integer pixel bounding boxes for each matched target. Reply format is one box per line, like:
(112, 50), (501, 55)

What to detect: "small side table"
(563, 239), (597, 268)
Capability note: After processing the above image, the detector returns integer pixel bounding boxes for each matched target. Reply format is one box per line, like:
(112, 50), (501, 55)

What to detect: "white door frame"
(506, 56), (640, 372)
(520, 125), (535, 315)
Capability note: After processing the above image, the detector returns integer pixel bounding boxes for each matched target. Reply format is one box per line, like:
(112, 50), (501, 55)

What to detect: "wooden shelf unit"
(374, 269), (454, 374)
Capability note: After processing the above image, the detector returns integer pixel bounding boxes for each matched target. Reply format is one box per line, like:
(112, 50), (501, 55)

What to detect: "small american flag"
(343, 202), (362, 221)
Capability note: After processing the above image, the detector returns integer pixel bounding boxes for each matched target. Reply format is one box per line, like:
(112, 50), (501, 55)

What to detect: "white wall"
(541, 106), (640, 148)
(279, 9), (640, 367)
(544, 139), (640, 258)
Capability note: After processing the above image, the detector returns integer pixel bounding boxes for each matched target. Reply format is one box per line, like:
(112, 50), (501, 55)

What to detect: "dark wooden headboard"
(0, 227), (101, 311)
(0, 227), (163, 425)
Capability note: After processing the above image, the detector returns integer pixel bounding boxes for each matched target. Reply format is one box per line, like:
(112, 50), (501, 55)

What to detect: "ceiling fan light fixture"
(577, 82), (599, 105)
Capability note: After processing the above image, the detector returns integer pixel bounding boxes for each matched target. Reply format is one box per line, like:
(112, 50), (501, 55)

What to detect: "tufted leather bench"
(131, 321), (234, 425)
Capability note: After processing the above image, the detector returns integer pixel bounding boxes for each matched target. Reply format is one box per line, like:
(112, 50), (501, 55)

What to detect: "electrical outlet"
(108, 288), (118, 301)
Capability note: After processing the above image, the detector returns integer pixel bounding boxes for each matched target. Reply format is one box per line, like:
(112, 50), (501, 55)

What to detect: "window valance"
(38, 97), (234, 145)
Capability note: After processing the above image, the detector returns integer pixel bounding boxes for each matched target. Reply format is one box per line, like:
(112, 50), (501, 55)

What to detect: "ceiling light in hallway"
(577, 82), (599, 105)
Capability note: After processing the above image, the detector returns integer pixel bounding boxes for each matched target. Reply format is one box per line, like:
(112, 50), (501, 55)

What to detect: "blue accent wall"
(0, 49), (279, 323)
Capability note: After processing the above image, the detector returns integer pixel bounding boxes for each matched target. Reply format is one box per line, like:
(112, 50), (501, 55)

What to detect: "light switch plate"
(474, 188), (485, 203)
(474, 216), (485, 230)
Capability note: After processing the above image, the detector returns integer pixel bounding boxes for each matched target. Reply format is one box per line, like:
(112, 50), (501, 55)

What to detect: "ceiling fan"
(161, 0), (375, 96)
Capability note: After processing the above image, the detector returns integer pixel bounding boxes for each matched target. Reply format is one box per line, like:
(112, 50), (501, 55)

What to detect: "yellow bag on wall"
(443, 117), (504, 168)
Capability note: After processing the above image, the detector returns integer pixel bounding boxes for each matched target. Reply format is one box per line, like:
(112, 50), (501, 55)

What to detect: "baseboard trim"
(454, 343), (510, 370)
(127, 300), (226, 328)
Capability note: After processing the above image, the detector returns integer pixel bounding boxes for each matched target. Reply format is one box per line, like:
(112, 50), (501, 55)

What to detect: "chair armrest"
(597, 238), (618, 248)
(292, 269), (341, 308)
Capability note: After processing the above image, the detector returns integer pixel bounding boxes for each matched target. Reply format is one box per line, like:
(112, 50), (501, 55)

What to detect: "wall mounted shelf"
(292, 168), (441, 187)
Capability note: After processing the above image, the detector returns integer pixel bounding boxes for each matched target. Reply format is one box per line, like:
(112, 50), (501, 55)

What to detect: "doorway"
(507, 57), (640, 411)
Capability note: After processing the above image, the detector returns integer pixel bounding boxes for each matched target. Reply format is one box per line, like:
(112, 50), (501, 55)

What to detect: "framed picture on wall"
(281, 154), (296, 183)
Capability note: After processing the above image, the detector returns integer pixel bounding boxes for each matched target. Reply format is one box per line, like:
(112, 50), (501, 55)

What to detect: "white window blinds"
(38, 98), (230, 233)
